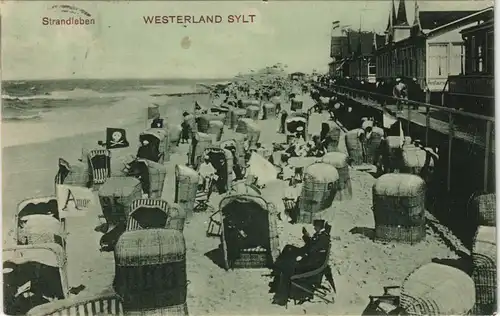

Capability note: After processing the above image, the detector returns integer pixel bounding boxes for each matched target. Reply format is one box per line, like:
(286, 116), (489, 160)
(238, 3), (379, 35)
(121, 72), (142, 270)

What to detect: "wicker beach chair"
(188, 132), (214, 168)
(321, 152), (352, 201)
(220, 137), (246, 180)
(138, 129), (167, 164)
(54, 158), (89, 187)
(321, 121), (341, 152)
(197, 147), (234, 194)
(472, 226), (496, 315)
(4, 243), (70, 315)
(26, 288), (123, 316)
(231, 109), (247, 130)
(87, 149), (111, 186)
(285, 116), (308, 144)
(207, 120), (224, 141)
(15, 197), (65, 249)
(345, 129), (365, 166)
(98, 177), (143, 252)
(114, 229), (189, 315)
(366, 262), (475, 315)
(126, 199), (169, 231)
(125, 158), (167, 199)
(372, 174), (426, 244)
(468, 192), (496, 226)
(218, 192), (280, 270)
(175, 164), (199, 217)
(298, 163), (339, 224)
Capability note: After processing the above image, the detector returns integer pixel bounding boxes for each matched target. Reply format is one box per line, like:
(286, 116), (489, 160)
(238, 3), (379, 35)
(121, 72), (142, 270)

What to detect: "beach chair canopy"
(4, 244), (67, 315)
(127, 199), (169, 231)
(139, 130), (162, 146)
(126, 159), (166, 198)
(17, 197), (60, 222)
(286, 116), (307, 135)
(115, 229), (186, 266)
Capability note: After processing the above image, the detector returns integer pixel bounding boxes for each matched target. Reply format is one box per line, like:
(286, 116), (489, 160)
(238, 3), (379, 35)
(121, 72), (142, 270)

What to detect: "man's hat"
(313, 219), (326, 228)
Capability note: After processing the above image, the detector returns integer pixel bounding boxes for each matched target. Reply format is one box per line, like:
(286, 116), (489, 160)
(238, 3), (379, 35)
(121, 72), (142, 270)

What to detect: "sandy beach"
(3, 86), (460, 315)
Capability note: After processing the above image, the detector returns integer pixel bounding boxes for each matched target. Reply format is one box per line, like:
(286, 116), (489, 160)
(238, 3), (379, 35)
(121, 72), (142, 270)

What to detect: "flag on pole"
(331, 21), (340, 36)
(56, 184), (98, 218)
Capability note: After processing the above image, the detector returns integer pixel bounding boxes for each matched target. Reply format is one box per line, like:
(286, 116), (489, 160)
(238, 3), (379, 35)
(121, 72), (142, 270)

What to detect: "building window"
(428, 44), (448, 77)
(449, 43), (463, 75)
(487, 31), (494, 74)
(368, 61), (376, 75)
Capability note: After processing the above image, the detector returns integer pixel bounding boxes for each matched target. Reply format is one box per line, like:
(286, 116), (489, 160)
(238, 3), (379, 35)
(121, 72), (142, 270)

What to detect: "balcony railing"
(315, 83), (495, 193)
(448, 74), (494, 98)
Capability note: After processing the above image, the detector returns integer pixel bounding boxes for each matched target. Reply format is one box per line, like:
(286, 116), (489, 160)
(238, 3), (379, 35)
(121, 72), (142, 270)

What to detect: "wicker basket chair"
(298, 163), (339, 224)
(15, 197), (65, 249)
(246, 121), (261, 148)
(400, 262), (475, 315)
(381, 136), (404, 173)
(4, 243), (70, 316)
(345, 129), (365, 166)
(196, 115), (211, 133)
(291, 98), (303, 111)
(469, 193), (496, 226)
(207, 120), (224, 142)
(26, 288), (123, 316)
(126, 199), (169, 231)
(231, 109), (247, 130)
(263, 102), (277, 119)
(363, 127), (384, 165)
(114, 229), (188, 316)
(148, 127), (171, 162)
(218, 193), (280, 269)
(372, 174), (426, 244)
(166, 203), (187, 232)
(224, 107), (234, 126)
(321, 121), (342, 153)
(321, 152), (352, 201)
(198, 147), (234, 194)
(472, 226), (497, 315)
(174, 164), (199, 218)
(188, 132), (214, 169)
(246, 105), (260, 120)
(139, 129), (168, 164)
(55, 158), (89, 187)
(235, 117), (254, 134)
(126, 159), (166, 199)
(220, 137), (246, 179)
(401, 147), (435, 176)
(183, 114), (197, 136)
(168, 124), (182, 152)
(98, 177), (143, 247)
(86, 148), (112, 187)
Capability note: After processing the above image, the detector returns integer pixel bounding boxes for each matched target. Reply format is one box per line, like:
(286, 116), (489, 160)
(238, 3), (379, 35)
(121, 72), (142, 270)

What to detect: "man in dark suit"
(272, 220), (331, 305)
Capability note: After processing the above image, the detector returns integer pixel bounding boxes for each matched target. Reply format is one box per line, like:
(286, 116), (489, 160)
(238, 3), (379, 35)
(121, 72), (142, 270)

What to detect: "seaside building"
(448, 16), (494, 115)
(374, 0), (493, 95)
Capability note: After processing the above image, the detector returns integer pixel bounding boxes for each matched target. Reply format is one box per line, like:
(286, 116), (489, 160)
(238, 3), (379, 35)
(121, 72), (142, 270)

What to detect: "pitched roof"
(419, 10), (478, 30)
(395, 0), (409, 26)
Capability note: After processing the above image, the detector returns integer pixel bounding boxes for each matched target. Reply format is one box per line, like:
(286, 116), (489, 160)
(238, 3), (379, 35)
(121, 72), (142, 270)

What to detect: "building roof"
(419, 10), (479, 30)
(460, 19), (494, 35)
(347, 31), (376, 56)
(395, 0), (409, 26)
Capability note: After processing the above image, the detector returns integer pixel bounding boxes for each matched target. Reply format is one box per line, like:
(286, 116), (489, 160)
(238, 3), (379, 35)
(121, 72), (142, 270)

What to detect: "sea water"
(2, 78), (212, 147)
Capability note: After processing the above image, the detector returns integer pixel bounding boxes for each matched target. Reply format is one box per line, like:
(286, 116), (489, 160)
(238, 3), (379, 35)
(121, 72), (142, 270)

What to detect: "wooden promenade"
(346, 94), (495, 153)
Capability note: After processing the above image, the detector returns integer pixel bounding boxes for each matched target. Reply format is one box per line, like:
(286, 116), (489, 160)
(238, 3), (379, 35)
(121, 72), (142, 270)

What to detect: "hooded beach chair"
(87, 148), (111, 186)
(15, 197), (65, 250)
(138, 129), (167, 164)
(114, 229), (189, 315)
(218, 190), (280, 270)
(364, 262), (475, 316)
(220, 137), (246, 180)
(97, 177), (143, 252)
(285, 116), (308, 144)
(4, 243), (69, 315)
(26, 288), (123, 316)
(54, 158), (89, 187)
(126, 198), (169, 231)
(125, 158), (167, 199)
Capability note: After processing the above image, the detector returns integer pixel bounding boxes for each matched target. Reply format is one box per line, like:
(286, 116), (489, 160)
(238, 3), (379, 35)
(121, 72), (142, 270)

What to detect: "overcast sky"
(1, 0), (492, 80)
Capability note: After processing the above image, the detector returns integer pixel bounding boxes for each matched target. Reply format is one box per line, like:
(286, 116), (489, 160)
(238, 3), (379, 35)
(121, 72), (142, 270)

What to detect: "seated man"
(272, 220), (331, 305)
(198, 155), (218, 192)
(136, 140), (160, 162)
